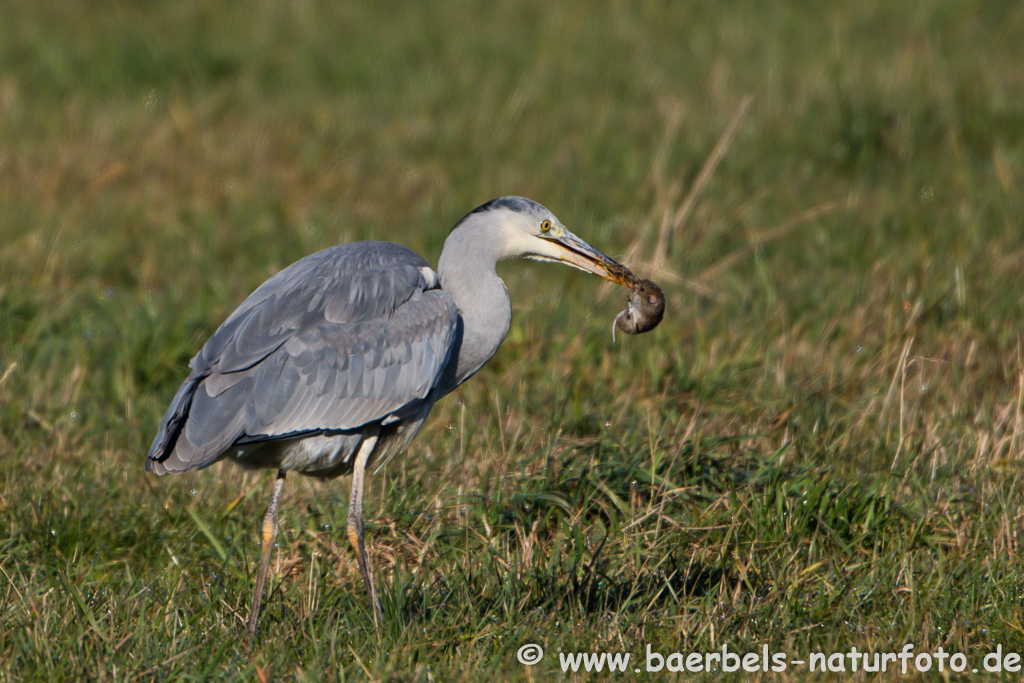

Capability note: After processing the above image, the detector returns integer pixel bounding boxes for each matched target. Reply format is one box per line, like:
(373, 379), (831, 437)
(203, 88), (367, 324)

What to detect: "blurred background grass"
(2, 0), (1024, 679)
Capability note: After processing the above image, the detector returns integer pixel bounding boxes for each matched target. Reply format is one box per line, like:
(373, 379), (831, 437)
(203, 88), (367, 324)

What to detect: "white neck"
(437, 219), (512, 388)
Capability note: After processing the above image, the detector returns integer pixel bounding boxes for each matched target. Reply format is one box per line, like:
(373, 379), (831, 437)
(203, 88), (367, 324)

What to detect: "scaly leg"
(347, 434), (383, 626)
(248, 470), (286, 638)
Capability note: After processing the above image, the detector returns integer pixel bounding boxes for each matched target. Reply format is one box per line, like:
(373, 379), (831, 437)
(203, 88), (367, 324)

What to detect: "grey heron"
(146, 196), (640, 635)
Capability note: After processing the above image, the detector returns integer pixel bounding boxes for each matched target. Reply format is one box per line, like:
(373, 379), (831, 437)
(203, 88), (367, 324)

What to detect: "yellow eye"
(540, 220), (551, 232)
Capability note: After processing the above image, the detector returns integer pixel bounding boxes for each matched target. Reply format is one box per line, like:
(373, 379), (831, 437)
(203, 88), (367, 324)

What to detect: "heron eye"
(540, 220), (551, 232)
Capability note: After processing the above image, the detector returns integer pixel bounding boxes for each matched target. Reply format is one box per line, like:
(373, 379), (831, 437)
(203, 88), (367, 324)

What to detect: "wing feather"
(146, 242), (458, 475)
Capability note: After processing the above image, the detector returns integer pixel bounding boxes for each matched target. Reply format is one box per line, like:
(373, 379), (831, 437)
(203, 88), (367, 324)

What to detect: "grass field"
(3, 0), (1024, 679)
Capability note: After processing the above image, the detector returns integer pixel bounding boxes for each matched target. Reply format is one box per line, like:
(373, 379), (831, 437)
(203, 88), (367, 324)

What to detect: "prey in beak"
(533, 227), (664, 339)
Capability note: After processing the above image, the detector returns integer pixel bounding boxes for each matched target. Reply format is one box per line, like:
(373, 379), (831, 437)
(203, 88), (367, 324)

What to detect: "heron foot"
(248, 471), (286, 638)
(347, 511), (383, 626)
(347, 434), (383, 627)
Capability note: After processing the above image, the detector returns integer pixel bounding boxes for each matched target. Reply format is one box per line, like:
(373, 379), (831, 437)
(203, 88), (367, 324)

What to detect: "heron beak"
(544, 231), (635, 287)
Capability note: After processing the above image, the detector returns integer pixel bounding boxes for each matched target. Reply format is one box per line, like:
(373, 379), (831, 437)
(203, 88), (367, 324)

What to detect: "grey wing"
(146, 242), (459, 475)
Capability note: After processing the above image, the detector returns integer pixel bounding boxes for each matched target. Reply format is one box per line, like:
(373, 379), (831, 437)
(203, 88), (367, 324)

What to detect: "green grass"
(3, 0), (1024, 679)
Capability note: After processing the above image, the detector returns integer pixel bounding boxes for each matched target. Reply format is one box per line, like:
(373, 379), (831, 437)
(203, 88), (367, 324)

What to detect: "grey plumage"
(146, 197), (634, 635)
(147, 242), (456, 477)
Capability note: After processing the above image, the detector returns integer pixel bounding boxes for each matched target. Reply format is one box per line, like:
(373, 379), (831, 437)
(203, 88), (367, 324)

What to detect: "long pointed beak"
(543, 231), (636, 287)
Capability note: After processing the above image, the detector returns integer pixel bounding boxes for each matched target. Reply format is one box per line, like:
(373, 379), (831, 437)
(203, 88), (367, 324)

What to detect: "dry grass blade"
(653, 94), (754, 268)
(609, 96), (753, 296)
(0, 361), (16, 393)
(695, 199), (843, 285)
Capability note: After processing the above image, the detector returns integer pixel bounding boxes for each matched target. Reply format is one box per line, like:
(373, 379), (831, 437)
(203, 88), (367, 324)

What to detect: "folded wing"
(146, 241), (458, 475)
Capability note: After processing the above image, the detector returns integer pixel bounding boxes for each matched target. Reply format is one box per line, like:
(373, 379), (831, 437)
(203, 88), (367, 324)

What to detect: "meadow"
(2, 0), (1024, 679)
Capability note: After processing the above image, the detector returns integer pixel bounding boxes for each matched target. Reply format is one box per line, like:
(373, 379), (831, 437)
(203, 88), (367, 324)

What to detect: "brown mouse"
(613, 278), (665, 339)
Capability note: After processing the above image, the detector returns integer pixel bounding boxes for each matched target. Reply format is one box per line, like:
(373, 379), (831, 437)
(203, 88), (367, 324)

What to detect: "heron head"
(464, 196), (632, 286)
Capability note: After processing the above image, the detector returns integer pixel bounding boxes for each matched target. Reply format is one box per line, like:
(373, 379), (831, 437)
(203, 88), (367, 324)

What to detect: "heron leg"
(248, 470), (286, 638)
(347, 434), (383, 626)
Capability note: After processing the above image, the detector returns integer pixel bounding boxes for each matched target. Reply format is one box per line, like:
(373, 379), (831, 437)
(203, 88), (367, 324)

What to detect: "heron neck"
(437, 227), (511, 388)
